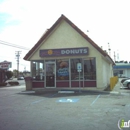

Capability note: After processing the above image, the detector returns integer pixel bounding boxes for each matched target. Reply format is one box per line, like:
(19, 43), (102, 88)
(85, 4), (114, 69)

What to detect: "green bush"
(6, 71), (13, 79)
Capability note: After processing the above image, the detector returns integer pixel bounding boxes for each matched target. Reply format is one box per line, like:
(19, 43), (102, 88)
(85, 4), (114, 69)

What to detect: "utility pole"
(114, 51), (116, 62)
(15, 51), (21, 78)
(117, 50), (119, 61)
(108, 43), (111, 56)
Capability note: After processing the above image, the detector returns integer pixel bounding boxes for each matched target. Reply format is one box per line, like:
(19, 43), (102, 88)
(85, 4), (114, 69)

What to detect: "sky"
(0, 0), (130, 71)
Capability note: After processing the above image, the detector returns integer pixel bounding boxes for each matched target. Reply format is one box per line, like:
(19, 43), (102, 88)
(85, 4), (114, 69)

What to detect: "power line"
(0, 40), (30, 50)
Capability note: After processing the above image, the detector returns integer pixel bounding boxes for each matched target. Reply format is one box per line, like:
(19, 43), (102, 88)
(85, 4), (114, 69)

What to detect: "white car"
(122, 79), (130, 88)
(17, 76), (24, 80)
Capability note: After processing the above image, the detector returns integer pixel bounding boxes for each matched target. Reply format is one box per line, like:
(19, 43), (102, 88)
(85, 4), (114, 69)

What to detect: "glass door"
(45, 62), (56, 88)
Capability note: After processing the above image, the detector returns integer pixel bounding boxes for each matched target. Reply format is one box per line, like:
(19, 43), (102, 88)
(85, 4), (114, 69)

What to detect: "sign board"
(0, 61), (12, 69)
(77, 63), (82, 72)
(40, 47), (89, 57)
(77, 69), (82, 72)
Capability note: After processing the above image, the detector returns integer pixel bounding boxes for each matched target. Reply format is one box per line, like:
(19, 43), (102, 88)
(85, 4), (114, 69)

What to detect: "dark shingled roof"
(23, 14), (115, 64)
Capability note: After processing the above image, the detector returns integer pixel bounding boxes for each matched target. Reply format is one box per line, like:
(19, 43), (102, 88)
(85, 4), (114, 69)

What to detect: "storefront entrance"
(45, 62), (56, 88)
(31, 58), (96, 88)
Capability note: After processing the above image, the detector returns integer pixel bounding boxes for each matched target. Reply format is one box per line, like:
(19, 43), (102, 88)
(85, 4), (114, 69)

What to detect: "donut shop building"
(24, 14), (114, 89)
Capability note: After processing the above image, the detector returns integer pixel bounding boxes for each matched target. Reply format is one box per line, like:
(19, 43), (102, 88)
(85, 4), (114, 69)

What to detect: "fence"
(110, 76), (118, 90)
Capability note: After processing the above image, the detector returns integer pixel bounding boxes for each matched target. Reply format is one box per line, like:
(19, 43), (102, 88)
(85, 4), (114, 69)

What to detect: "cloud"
(0, 0), (130, 65)
(0, 0), (61, 47)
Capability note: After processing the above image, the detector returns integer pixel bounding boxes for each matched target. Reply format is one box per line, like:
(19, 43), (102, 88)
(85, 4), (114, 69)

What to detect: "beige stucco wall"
(28, 19), (112, 88)
(29, 20), (102, 60)
(102, 56), (113, 88)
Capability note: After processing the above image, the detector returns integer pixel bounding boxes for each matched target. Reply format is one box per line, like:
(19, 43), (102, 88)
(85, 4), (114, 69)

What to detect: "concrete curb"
(33, 88), (111, 95)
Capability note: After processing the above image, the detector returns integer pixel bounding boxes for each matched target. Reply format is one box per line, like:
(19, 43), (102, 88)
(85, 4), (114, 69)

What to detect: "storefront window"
(32, 61), (44, 80)
(84, 58), (96, 80)
(56, 59), (69, 80)
(113, 69), (123, 77)
(71, 58), (83, 80)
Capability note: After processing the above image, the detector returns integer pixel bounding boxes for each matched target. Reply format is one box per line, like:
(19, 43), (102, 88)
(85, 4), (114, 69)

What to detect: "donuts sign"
(40, 47), (89, 57)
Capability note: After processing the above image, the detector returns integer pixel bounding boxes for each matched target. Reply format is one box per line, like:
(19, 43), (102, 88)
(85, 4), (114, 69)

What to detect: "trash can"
(24, 76), (32, 90)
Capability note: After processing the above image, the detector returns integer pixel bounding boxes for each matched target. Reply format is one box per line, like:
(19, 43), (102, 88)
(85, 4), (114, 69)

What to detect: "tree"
(5, 71), (13, 79)
(13, 69), (18, 78)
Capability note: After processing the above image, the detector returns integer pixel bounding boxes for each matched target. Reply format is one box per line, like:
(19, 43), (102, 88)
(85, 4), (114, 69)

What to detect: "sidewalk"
(109, 79), (121, 94)
(33, 81), (121, 95)
(109, 78), (130, 95)
(0, 80), (121, 95)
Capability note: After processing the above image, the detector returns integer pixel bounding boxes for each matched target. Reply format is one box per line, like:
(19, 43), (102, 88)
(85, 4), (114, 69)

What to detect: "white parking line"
(31, 93), (58, 105)
(90, 95), (100, 106)
(31, 99), (45, 104)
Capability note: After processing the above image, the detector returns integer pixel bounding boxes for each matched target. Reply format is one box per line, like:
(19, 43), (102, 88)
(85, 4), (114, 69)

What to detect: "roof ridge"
(24, 14), (114, 65)
(62, 15), (108, 56)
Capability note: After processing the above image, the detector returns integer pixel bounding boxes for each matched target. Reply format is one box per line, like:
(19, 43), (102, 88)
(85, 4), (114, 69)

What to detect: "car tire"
(127, 83), (130, 89)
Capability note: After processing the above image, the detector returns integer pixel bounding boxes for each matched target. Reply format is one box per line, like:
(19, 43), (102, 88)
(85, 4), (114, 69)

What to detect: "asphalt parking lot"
(0, 80), (130, 130)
